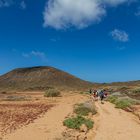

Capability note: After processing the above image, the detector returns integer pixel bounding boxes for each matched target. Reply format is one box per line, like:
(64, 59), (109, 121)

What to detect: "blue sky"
(0, 0), (140, 83)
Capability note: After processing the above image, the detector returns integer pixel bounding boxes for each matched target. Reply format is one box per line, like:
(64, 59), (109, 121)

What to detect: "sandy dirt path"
(3, 94), (88, 140)
(94, 102), (140, 140)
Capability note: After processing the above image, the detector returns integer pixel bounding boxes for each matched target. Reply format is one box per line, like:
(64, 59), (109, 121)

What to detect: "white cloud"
(110, 29), (129, 42)
(0, 0), (13, 8)
(31, 51), (46, 58)
(43, 0), (106, 29)
(20, 1), (26, 10)
(0, 0), (27, 9)
(43, 0), (134, 29)
(22, 51), (47, 61)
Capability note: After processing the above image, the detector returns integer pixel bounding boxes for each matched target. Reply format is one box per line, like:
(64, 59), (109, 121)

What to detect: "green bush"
(115, 99), (132, 109)
(44, 89), (60, 97)
(74, 106), (92, 116)
(107, 96), (118, 104)
(74, 103), (97, 116)
(63, 116), (93, 130)
(107, 95), (139, 109)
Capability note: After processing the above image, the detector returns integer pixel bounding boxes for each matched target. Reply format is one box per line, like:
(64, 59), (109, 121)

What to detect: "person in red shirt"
(92, 90), (98, 101)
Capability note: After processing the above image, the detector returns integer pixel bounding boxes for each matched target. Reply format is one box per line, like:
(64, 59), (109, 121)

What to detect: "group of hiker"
(89, 89), (108, 103)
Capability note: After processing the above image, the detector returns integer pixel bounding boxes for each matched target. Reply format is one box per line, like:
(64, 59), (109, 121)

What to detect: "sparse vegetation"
(74, 105), (92, 116)
(107, 94), (139, 109)
(118, 86), (129, 91)
(107, 96), (118, 104)
(74, 102), (97, 116)
(63, 116), (93, 130)
(44, 89), (61, 97)
(63, 100), (95, 132)
(124, 88), (140, 100)
(132, 88), (140, 94)
(115, 99), (133, 109)
(4, 95), (30, 101)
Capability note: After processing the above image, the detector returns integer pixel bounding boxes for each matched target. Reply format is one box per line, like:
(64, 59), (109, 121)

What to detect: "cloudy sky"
(0, 0), (140, 82)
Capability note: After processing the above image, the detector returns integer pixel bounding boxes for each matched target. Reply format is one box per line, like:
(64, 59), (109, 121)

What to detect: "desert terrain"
(0, 90), (140, 140)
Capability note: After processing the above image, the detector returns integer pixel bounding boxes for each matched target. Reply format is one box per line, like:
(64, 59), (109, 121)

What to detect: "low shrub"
(44, 89), (61, 97)
(107, 96), (118, 104)
(107, 94), (139, 109)
(115, 99), (132, 109)
(74, 106), (92, 116)
(4, 96), (28, 101)
(63, 116), (93, 130)
(74, 102), (97, 116)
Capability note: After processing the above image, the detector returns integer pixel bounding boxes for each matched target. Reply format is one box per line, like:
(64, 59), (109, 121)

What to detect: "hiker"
(93, 90), (98, 101)
(98, 89), (105, 104)
(89, 89), (93, 94)
(90, 89), (98, 101)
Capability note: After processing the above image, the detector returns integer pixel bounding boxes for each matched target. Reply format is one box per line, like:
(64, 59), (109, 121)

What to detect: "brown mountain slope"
(0, 66), (94, 91)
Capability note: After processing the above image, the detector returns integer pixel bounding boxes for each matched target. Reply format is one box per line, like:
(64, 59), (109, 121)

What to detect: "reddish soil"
(0, 102), (53, 136)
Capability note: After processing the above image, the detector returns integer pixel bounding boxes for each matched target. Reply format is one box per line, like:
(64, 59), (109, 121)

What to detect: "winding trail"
(94, 102), (140, 140)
